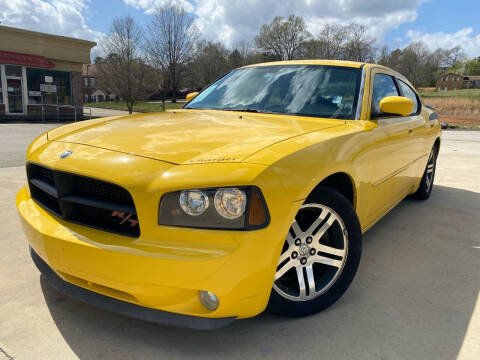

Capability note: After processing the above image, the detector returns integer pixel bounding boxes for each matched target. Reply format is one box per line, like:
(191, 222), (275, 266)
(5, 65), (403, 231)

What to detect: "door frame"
(1, 64), (28, 116)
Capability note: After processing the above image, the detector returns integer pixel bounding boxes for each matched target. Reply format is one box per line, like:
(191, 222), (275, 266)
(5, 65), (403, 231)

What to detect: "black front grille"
(27, 163), (140, 237)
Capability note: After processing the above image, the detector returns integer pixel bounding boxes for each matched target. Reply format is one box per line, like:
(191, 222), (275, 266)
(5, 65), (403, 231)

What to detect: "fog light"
(199, 290), (219, 311)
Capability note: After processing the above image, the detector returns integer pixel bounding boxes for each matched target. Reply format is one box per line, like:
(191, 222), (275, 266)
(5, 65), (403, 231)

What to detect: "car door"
(395, 78), (429, 178)
(362, 70), (419, 224)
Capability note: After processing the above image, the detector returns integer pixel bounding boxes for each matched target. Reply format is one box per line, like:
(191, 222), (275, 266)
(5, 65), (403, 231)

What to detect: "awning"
(0, 50), (55, 69)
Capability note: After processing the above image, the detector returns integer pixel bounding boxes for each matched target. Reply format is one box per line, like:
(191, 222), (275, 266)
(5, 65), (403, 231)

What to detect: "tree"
(232, 40), (256, 65)
(465, 57), (480, 75)
(228, 49), (243, 69)
(97, 16), (156, 113)
(444, 46), (466, 67)
(298, 23), (375, 62)
(145, 4), (199, 103)
(376, 42), (466, 87)
(318, 24), (348, 60)
(184, 41), (230, 89)
(255, 15), (310, 60)
(343, 23), (376, 62)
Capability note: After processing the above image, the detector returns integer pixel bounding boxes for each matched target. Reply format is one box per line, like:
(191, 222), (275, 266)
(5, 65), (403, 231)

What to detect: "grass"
(420, 89), (480, 99)
(419, 89), (480, 127)
(424, 97), (480, 127)
(84, 101), (184, 113)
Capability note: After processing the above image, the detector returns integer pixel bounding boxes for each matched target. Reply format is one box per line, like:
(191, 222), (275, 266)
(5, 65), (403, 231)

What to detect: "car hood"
(48, 110), (341, 165)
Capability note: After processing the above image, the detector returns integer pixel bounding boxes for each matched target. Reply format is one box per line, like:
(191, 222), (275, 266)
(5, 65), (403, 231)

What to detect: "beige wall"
(0, 25), (96, 71)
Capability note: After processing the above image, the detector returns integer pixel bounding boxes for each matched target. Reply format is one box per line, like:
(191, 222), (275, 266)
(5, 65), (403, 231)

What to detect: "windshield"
(185, 65), (362, 120)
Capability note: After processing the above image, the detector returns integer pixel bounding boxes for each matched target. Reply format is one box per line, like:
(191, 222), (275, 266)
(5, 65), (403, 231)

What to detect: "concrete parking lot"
(0, 126), (478, 360)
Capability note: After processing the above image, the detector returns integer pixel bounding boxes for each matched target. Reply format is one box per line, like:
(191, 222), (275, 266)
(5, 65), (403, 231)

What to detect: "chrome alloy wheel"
(273, 204), (348, 302)
(425, 149), (436, 192)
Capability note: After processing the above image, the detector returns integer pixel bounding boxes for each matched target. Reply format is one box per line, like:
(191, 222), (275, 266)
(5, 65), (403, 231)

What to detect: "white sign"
(40, 84), (57, 93)
(29, 91), (41, 97)
(45, 76), (53, 83)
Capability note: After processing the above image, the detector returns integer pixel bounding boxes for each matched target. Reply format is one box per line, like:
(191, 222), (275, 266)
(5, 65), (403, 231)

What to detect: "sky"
(0, 0), (479, 58)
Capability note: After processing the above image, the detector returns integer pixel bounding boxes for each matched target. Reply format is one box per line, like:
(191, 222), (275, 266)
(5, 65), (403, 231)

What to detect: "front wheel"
(268, 187), (362, 317)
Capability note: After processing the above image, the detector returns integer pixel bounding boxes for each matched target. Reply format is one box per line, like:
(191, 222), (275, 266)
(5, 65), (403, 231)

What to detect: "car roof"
(242, 60), (365, 69)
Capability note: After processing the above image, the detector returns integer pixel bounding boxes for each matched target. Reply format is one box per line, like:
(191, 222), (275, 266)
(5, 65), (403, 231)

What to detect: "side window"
(371, 74), (399, 116)
(397, 80), (419, 115)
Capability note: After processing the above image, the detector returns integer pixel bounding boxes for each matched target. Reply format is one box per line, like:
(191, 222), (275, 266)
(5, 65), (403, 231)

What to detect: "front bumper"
(17, 184), (293, 321)
(30, 247), (235, 329)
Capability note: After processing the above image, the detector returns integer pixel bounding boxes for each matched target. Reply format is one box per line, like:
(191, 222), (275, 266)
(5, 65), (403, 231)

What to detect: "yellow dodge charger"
(17, 60), (440, 329)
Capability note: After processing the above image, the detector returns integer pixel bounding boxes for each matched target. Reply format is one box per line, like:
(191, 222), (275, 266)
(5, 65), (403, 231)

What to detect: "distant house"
(436, 73), (480, 91)
(82, 64), (119, 102)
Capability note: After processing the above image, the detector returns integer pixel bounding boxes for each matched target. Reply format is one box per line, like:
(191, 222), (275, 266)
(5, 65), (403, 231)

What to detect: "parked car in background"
(17, 60), (440, 329)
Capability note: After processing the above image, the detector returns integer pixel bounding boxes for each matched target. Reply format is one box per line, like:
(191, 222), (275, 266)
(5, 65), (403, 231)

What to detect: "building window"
(0, 69), (3, 104)
(90, 78), (95, 88)
(5, 65), (22, 77)
(84, 78), (88, 87)
(26, 68), (71, 105)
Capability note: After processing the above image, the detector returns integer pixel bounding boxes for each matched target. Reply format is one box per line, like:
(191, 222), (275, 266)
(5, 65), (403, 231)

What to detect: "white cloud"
(0, 0), (101, 41)
(192, 0), (425, 48)
(122, 0), (427, 48)
(406, 28), (480, 58)
(124, 0), (194, 14)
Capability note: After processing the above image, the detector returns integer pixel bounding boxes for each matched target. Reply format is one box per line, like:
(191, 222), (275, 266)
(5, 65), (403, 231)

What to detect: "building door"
(7, 78), (24, 114)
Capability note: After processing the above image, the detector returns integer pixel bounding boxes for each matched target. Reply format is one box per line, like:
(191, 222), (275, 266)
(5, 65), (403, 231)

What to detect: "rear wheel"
(268, 187), (362, 317)
(412, 145), (437, 200)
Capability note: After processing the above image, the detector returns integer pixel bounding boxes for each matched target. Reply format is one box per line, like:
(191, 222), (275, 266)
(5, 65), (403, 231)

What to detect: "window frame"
(395, 78), (422, 116)
(370, 72), (401, 119)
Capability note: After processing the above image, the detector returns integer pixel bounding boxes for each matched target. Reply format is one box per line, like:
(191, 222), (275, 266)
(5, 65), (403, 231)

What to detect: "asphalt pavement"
(0, 127), (478, 360)
(0, 123), (61, 168)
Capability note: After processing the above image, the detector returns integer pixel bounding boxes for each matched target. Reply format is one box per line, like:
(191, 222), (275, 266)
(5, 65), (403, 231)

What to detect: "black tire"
(268, 187), (362, 317)
(411, 145), (438, 200)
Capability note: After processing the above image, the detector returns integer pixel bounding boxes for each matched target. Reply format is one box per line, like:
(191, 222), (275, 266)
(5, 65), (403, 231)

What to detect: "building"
(436, 72), (480, 91)
(82, 64), (99, 103)
(82, 64), (119, 103)
(0, 25), (96, 121)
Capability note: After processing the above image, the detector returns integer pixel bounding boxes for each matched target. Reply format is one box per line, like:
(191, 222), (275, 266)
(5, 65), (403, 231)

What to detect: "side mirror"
(379, 96), (414, 117)
(186, 92), (199, 102)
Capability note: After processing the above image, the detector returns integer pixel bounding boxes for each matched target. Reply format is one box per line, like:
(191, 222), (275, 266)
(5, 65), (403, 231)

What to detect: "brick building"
(0, 25), (96, 121)
(436, 73), (480, 91)
(82, 64), (119, 103)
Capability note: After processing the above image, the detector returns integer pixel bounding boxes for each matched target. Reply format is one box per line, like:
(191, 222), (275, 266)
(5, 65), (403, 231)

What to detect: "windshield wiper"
(224, 108), (259, 113)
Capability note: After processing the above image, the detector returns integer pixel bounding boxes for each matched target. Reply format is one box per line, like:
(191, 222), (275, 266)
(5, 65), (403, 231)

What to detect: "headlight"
(214, 188), (246, 219)
(179, 190), (209, 216)
(159, 186), (269, 230)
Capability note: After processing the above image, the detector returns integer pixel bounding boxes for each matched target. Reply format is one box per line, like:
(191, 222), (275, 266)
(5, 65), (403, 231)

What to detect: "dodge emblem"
(60, 150), (73, 159)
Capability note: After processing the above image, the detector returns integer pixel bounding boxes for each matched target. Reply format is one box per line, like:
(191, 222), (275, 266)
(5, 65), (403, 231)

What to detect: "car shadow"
(40, 184), (480, 360)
